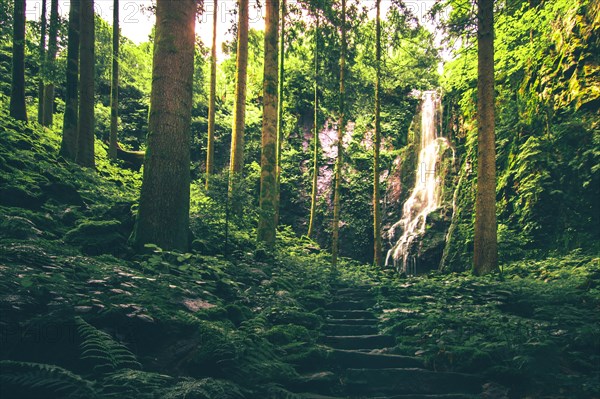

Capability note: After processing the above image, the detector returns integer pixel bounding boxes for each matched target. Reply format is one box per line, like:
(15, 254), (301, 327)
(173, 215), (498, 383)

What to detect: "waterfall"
(386, 91), (451, 275)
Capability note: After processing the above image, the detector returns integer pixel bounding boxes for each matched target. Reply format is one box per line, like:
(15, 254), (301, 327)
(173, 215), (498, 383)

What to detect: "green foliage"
(76, 317), (141, 373)
(441, 0), (599, 266)
(161, 378), (244, 399)
(0, 361), (98, 399)
(0, 1), (598, 397)
(100, 369), (173, 399)
(376, 253), (600, 397)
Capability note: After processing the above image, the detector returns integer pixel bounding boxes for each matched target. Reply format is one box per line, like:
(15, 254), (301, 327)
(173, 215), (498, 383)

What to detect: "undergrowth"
(0, 108), (598, 398)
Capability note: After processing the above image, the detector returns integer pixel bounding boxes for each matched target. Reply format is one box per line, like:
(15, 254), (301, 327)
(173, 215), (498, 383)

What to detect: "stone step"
(327, 300), (376, 310)
(298, 393), (478, 399)
(299, 394), (344, 399)
(326, 318), (377, 326)
(323, 323), (378, 336)
(332, 290), (373, 298)
(328, 309), (377, 319)
(342, 368), (484, 396)
(321, 334), (395, 350)
(328, 349), (422, 369)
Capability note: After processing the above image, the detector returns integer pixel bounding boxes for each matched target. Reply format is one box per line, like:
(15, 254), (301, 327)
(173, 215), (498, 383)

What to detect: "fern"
(99, 369), (174, 398)
(76, 316), (141, 373)
(161, 377), (245, 399)
(262, 383), (304, 399)
(0, 360), (98, 399)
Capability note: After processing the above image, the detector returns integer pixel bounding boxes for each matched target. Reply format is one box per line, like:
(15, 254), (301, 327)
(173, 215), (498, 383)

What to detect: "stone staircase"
(292, 284), (485, 399)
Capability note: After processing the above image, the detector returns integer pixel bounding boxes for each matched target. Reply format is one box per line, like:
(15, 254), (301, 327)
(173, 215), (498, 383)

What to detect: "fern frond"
(99, 369), (174, 399)
(262, 384), (304, 399)
(161, 377), (245, 399)
(76, 316), (141, 373)
(0, 360), (98, 399)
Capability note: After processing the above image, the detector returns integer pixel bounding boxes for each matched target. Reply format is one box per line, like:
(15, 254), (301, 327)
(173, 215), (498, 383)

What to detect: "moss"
(64, 220), (127, 255)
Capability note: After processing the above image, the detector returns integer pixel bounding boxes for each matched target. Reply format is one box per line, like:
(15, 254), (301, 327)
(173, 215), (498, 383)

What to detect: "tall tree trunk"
(332, 0), (346, 267)
(473, 0), (498, 275)
(60, 0), (80, 161)
(76, 0), (95, 168)
(257, 0), (280, 247)
(10, 0), (27, 122)
(109, 0), (119, 160)
(205, 0), (218, 189)
(37, 0), (47, 124)
(228, 0), (249, 203)
(133, 0), (196, 252)
(307, 13), (319, 239)
(42, 0), (58, 127)
(373, 0), (383, 266)
(274, 0), (286, 226)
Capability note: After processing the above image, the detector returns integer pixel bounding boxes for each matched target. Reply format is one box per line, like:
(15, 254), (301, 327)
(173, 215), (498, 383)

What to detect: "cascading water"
(386, 90), (451, 275)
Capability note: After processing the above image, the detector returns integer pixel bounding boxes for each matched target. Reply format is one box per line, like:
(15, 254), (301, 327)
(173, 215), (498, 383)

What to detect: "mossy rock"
(0, 186), (45, 210)
(0, 215), (43, 239)
(64, 220), (127, 256)
(265, 324), (313, 346)
(225, 303), (252, 326)
(267, 309), (322, 329)
(40, 182), (84, 206)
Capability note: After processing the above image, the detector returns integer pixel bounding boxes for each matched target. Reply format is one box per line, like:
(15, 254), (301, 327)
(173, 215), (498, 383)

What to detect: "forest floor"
(0, 114), (599, 398)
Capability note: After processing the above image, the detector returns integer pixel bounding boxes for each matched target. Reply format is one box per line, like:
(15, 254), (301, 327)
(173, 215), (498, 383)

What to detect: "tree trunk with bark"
(473, 0), (498, 275)
(257, 0), (280, 247)
(37, 0), (47, 124)
(42, 0), (58, 127)
(373, 0), (383, 266)
(205, 0), (218, 189)
(133, 0), (196, 252)
(60, 0), (80, 161)
(307, 12), (319, 239)
(10, 0), (27, 122)
(228, 0), (249, 205)
(332, 0), (346, 267)
(109, 0), (119, 160)
(274, 0), (286, 226)
(76, 0), (95, 168)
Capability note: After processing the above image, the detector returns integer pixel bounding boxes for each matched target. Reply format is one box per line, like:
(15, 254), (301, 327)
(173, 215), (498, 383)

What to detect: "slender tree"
(37, 0), (47, 124)
(473, 0), (498, 275)
(42, 0), (58, 127)
(205, 0), (218, 189)
(228, 0), (249, 199)
(9, 0), (27, 121)
(257, 0), (280, 247)
(332, 0), (346, 267)
(133, 0), (196, 252)
(60, 0), (80, 160)
(76, 0), (95, 167)
(373, 0), (383, 266)
(274, 0), (286, 225)
(307, 12), (319, 238)
(108, 0), (119, 160)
